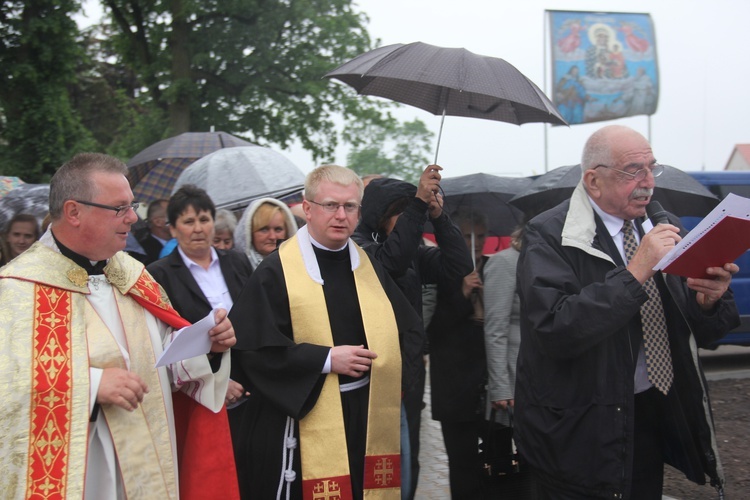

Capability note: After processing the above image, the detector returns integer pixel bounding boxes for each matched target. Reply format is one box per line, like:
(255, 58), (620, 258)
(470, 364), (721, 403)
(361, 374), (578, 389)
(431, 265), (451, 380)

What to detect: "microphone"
(646, 201), (669, 226)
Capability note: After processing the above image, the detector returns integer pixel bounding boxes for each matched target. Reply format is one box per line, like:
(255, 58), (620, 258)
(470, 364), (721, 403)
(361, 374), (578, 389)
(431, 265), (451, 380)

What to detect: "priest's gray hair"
(304, 164), (364, 202)
(49, 153), (129, 220)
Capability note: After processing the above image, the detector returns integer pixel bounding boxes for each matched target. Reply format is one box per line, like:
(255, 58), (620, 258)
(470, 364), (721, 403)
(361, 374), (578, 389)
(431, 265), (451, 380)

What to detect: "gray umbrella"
(171, 146), (305, 212)
(325, 42), (567, 162)
(509, 164), (719, 217)
(0, 183), (50, 231)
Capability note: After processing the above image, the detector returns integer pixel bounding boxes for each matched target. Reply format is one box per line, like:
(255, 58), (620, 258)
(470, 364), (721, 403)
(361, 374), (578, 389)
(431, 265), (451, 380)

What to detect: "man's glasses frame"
(75, 200), (140, 217)
(308, 200), (361, 213)
(594, 163), (664, 182)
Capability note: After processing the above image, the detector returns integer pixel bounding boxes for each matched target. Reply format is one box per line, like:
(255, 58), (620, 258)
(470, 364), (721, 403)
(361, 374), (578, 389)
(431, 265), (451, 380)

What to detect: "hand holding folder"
(654, 193), (750, 278)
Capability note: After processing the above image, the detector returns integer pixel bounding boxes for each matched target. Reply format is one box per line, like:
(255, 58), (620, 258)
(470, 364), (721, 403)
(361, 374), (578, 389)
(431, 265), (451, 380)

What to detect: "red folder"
(662, 216), (750, 278)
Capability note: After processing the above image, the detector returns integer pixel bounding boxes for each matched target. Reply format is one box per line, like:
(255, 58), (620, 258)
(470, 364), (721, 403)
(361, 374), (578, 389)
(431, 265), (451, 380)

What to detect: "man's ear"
(62, 200), (82, 227)
(302, 200), (312, 220)
(583, 169), (601, 200)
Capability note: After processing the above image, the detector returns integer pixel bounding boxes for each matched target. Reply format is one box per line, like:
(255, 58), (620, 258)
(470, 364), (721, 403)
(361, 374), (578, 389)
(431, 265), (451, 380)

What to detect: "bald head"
(581, 125), (656, 220)
(581, 125), (650, 172)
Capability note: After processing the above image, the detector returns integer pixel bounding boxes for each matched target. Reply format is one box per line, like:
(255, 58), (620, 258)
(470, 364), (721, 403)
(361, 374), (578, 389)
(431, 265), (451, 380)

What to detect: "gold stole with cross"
(279, 236), (402, 500)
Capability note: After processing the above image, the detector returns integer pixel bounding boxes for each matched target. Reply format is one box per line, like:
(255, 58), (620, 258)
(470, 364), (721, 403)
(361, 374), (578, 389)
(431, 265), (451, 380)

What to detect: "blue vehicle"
(685, 171), (750, 346)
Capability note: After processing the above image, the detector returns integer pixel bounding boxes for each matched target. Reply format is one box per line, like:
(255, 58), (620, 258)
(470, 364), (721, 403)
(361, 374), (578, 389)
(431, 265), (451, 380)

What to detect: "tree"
(99, 0), (393, 161)
(345, 118), (435, 184)
(0, 0), (97, 181)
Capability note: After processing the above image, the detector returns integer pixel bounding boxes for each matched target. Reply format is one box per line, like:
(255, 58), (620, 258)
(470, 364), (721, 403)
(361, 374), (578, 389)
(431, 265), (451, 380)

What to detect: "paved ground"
(413, 371), (451, 499)
(412, 347), (750, 499)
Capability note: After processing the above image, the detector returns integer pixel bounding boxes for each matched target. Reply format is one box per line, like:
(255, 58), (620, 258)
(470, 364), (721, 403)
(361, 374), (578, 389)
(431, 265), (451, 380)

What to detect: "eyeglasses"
(76, 200), (140, 217)
(308, 200), (361, 213)
(594, 163), (664, 182)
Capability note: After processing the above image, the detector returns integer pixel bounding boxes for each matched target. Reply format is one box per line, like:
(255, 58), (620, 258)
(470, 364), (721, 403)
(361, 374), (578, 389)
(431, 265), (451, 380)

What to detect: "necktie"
(622, 220), (674, 395)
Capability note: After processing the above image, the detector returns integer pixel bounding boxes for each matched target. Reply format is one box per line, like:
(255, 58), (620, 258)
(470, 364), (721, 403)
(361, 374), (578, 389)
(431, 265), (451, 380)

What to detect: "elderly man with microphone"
(514, 125), (739, 499)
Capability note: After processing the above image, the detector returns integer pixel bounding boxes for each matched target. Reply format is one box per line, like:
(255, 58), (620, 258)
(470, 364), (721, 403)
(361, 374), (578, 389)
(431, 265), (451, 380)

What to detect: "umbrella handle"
(433, 108), (446, 165)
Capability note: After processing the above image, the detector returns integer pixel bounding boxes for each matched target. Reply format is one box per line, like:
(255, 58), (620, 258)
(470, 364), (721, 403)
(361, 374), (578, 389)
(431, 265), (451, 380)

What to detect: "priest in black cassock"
(229, 165), (423, 500)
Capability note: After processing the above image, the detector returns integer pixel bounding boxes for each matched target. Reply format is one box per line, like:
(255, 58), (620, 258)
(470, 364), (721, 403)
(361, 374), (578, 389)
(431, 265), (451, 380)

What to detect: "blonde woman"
(234, 197), (298, 269)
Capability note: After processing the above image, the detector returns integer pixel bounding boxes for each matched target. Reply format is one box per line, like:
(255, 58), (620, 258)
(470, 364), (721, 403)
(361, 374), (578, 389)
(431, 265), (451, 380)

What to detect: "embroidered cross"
(312, 480), (341, 500)
(374, 457), (394, 486)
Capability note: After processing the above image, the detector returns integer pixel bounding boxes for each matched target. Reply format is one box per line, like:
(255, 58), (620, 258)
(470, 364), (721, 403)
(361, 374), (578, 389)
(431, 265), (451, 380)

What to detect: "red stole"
(128, 271), (240, 500)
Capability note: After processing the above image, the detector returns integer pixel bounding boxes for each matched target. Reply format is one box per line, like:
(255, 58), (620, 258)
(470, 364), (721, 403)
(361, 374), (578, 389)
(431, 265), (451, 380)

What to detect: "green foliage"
(345, 118), (435, 184)
(0, 0), (96, 181)
(0, 0), (418, 180)
(100, 0), (393, 161)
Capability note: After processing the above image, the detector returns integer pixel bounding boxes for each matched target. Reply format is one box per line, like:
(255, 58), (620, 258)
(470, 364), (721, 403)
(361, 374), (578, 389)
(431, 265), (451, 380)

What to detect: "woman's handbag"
(479, 406), (533, 498)
(479, 407), (520, 476)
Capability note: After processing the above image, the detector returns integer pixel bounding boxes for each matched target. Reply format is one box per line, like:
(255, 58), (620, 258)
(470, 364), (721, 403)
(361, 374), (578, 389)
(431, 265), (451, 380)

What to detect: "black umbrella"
(509, 164), (584, 216)
(325, 42), (567, 162)
(0, 183), (49, 231)
(440, 173), (532, 238)
(127, 131), (256, 204)
(509, 164), (719, 217)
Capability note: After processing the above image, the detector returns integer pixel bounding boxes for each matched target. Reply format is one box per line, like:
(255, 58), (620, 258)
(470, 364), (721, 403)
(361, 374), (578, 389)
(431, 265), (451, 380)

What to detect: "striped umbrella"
(127, 131), (256, 204)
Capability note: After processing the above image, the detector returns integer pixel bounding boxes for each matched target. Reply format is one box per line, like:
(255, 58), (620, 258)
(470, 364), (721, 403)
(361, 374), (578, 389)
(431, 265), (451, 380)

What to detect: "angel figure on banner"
(618, 21), (650, 53)
(557, 18), (585, 54)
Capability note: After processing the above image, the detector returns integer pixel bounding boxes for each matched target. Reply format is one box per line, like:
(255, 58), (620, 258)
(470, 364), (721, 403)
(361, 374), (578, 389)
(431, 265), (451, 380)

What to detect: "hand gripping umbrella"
(325, 41), (567, 163)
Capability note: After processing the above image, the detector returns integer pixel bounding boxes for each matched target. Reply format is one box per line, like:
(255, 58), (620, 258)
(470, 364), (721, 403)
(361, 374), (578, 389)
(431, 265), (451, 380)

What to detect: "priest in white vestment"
(0, 153), (237, 499)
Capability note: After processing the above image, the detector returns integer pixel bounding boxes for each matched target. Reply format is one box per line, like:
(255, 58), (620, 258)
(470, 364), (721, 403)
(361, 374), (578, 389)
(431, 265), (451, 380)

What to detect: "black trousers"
(630, 387), (666, 499)
(440, 420), (483, 500)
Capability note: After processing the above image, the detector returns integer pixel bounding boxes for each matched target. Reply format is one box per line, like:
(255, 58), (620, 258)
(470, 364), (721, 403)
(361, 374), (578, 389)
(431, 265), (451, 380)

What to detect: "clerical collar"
(309, 234), (348, 252)
(52, 231), (108, 275)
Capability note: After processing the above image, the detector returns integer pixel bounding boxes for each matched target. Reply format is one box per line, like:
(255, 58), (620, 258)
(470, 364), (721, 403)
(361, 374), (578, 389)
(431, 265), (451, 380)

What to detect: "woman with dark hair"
(1, 213), (40, 266)
(147, 185), (253, 396)
(147, 185), (253, 492)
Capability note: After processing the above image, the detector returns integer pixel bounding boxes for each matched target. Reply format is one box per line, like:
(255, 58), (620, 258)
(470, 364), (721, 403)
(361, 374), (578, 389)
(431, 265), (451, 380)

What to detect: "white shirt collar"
(587, 194), (654, 238)
(588, 194), (630, 238)
(176, 245), (219, 270)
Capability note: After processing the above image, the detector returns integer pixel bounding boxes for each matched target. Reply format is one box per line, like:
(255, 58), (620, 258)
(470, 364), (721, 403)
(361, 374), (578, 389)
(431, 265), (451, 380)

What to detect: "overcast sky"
(77, 0), (750, 178)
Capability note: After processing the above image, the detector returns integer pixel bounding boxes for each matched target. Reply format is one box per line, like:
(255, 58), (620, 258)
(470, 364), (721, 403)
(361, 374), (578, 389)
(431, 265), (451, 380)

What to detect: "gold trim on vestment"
(0, 242), (174, 498)
(279, 237), (401, 499)
(87, 293), (177, 498)
(26, 285), (74, 498)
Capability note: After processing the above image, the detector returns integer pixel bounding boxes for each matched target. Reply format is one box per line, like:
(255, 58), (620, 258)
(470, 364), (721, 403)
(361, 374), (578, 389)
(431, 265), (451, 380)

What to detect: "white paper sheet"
(155, 308), (217, 367)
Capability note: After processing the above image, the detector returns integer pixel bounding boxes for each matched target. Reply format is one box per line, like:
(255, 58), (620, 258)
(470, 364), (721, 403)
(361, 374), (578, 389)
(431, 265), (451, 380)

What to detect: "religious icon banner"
(547, 10), (659, 125)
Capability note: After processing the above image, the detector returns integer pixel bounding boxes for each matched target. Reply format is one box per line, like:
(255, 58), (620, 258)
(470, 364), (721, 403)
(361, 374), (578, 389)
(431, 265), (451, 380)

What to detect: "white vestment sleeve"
(153, 314), (230, 413)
